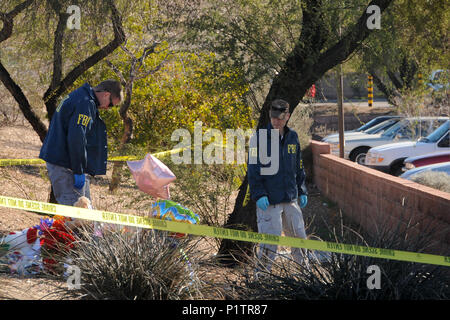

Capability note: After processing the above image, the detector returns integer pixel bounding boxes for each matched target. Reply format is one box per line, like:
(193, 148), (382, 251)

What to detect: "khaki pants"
(256, 200), (307, 271)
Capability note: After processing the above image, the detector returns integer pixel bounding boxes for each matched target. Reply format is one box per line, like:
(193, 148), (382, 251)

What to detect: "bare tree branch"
(0, 0), (47, 141)
(43, 0), (126, 120)
(0, 0), (34, 43)
(316, 0), (393, 76)
(0, 61), (48, 141)
(48, 0), (69, 92)
(105, 59), (126, 86)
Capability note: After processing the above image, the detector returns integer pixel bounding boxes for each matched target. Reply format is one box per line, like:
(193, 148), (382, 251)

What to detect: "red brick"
(312, 149), (450, 251)
(311, 140), (331, 155)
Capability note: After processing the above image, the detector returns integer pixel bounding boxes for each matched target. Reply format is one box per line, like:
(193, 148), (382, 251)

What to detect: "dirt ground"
(310, 100), (394, 116)
(0, 103), (384, 300)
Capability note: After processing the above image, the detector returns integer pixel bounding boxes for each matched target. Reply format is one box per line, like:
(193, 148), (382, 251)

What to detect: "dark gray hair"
(94, 80), (123, 101)
(271, 99), (290, 111)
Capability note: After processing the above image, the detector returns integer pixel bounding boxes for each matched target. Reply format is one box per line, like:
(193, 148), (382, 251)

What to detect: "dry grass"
(4, 120), (435, 300)
(222, 213), (450, 300)
(0, 123), (239, 299)
(411, 171), (450, 193)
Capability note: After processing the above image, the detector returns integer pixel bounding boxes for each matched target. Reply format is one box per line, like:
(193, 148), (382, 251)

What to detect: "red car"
(306, 84), (316, 98)
(403, 151), (450, 170)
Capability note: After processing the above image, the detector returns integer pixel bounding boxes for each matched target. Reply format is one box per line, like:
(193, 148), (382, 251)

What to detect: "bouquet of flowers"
(0, 227), (41, 275)
(34, 216), (76, 274)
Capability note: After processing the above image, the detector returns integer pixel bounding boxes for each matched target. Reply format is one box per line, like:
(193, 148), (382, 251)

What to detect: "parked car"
(326, 117), (448, 165)
(365, 120), (449, 175)
(359, 118), (404, 135)
(399, 161), (450, 180)
(403, 151), (450, 171)
(322, 115), (401, 142)
(426, 69), (449, 92)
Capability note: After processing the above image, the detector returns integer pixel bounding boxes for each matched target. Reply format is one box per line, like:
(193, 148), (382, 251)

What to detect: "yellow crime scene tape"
(0, 195), (449, 267)
(0, 147), (187, 167)
(0, 158), (46, 167)
(0, 135), (231, 166)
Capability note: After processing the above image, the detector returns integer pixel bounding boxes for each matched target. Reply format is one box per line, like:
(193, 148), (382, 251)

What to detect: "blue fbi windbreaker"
(39, 83), (108, 176)
(248, 123), (307, 205)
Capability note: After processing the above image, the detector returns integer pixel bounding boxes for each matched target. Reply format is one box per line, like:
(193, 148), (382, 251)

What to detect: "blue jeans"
(46, 162), (91, 206)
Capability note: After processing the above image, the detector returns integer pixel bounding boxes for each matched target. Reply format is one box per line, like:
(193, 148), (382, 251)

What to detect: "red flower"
(26, 228), (38, 244)
(39, 216), (77, 274)
(41, 229), (75, 251)
(42, 257), (58, 274)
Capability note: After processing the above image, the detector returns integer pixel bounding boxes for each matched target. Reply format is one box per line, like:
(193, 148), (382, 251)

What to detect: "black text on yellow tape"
(0, 195), (449, 267)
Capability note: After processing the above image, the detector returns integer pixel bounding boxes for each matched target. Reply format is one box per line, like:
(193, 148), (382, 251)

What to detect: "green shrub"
(224, 212), (450, 300)
(167, 159), (243, 250)
(61, 227), (207, 300)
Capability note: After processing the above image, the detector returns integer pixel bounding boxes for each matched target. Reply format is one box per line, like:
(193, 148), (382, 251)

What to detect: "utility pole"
(337, 65), (345, 158)
(336, 24), (345, 158)
(368, 75), (374, 107)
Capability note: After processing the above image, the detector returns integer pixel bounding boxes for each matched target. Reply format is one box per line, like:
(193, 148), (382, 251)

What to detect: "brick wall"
(311, 140), (450, 254)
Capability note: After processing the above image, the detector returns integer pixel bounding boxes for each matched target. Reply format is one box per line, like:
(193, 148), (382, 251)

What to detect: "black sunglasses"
(108, 94), (114, 108)
(271, 106), (287, 112)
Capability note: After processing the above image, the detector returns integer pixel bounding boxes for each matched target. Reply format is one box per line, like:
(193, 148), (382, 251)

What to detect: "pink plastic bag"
(127, 153), (176, 199)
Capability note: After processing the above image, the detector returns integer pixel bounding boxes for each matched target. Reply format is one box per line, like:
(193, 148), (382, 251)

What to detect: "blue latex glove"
(73, 174), (85, 190)
(299, 195), (308, 208)
(256, 196), (270, 211)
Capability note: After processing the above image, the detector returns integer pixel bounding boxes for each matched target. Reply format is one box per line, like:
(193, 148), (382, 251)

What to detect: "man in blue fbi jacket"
(39, 80), (123, 206)
(248, 99), (308, 271)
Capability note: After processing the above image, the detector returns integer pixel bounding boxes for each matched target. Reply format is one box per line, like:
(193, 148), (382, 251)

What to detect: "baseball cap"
(270, 104), (288, 119)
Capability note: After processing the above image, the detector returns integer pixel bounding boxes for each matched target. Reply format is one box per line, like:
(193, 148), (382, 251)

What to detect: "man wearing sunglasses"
(39, 80), (123, 206)
(248, 99), (308, 272)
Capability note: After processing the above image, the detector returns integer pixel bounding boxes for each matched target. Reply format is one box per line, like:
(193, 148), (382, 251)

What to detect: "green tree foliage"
(74, 47), (254, 157)
(181, 0), (397, 263)
(359, 0), (449, 101)
(130, 51), (253, 151)
(183, 0), (379, 106)
(0, 0), (126, 141)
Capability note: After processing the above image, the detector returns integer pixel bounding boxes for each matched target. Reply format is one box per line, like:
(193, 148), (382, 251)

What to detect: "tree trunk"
(369, 70), (398, 106)
(217, 0), (394, 266)
(109, 82), (133, 192)
(1, 0), (125, 138)
(0, 62), (48, 142)
(43, 0), (126, 121)
(0, 1), (46, 141)
(399, 56), (418, 90)
(216, 174), (257, 266)
(106, 43), (163, 192)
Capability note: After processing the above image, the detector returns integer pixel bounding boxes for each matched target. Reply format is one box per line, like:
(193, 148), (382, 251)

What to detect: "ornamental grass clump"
(410, 171), (450, 194)
(224, 211), (450, 300)
(59, 226), (206, 300)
